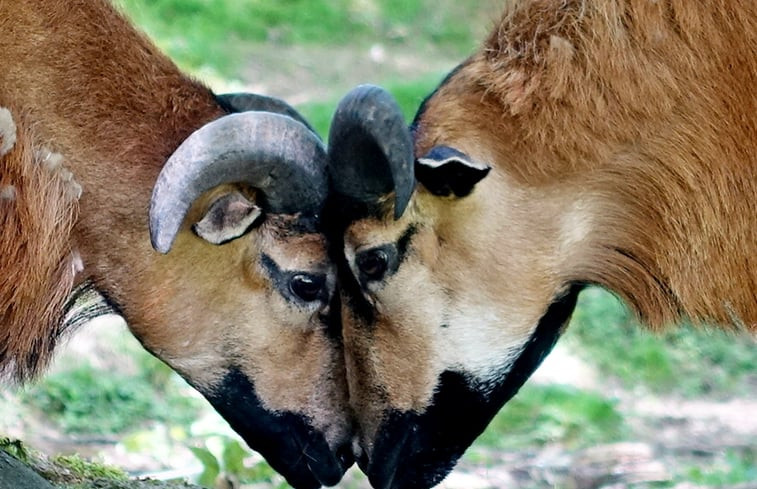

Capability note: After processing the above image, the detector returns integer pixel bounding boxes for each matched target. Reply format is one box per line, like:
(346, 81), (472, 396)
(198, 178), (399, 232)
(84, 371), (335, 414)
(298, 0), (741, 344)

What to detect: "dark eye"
(289, 274), (326, 303)
(357, 249), (389, 281)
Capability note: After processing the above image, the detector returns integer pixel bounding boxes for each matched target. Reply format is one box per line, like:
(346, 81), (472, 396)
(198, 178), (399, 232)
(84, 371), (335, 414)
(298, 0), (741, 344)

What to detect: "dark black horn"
(216, 92), (318, 135)
(150, 112), (327, 254)
(328, 85), (415, 219)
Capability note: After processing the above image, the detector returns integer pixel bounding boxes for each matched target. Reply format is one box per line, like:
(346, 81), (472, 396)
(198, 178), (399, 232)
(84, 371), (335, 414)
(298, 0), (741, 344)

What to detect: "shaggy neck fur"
(0, 107), (79, 382)
(0, 0), (224, 381)
(416, 0), (756, 330)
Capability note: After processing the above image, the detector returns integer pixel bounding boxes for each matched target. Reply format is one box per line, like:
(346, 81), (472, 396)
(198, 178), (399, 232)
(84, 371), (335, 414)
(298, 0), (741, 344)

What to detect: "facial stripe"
(201, 367), (348, 488)
(361, 284), (585, 489)
(395, 224), (417, 266)
(260, 253), (331, 306)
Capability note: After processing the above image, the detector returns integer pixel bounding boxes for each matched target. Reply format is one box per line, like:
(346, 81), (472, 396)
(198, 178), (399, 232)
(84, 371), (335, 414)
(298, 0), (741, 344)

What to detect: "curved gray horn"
(150, 111), (327, 254)
(328, 84), (414, 219)
(216, 92), (318, 135)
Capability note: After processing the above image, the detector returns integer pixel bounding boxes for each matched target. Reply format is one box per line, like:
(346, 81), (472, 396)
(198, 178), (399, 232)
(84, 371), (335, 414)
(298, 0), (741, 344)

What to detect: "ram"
(327, 1), (756, 488)
(0, 1), (353, 487)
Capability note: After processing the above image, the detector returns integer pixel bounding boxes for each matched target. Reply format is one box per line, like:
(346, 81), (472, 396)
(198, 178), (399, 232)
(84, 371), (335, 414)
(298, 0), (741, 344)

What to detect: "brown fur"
(414, 0), (757, 330)
(335, 2), (756, 465)
(0, 0), (224, 382)
(0, 107), (79, 382)
(0, 5), (355, 469)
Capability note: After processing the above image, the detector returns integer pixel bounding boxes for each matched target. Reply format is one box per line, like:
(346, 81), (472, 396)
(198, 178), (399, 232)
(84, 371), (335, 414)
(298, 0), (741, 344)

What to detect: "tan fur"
(0, 107), (79, 382)
(414, 0), (757, 330)
(337, 1), (756, 462)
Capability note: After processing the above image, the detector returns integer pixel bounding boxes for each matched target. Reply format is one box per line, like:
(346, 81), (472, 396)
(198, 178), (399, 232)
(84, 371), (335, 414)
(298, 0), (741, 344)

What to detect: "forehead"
(258, 214), (330, 268)
(344, 214), (412, 248)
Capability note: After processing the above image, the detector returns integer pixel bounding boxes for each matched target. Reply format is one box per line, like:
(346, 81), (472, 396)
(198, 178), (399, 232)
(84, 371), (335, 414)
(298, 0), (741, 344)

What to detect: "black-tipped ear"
(415, 146), (491, 197)
(193, 191), (263, 245)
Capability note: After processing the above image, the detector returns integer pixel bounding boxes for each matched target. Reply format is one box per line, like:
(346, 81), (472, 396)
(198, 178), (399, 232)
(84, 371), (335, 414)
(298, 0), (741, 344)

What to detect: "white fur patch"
(65, 180), (83, 200)
(167, 354), (225, 391)
(71, 250), (84, 275)
(37, 148), (64, 172)
(0, 185), (17, 201)
(0, 107), (17, 156)
(37, 148), (83, 200)
(559, 198), (594, 256)
(439, 304), (533, 393)
(417, 155), (489, 171)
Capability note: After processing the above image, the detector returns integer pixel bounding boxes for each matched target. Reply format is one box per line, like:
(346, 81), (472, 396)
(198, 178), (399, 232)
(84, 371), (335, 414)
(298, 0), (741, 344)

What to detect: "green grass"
(300, 73), (444, 137)
(567, 287), (756, 397)
(20, 351), (200, 435)
(474, 384), (627, 452)
(679, 448), (757, 486)
(117, 0), (490, 79)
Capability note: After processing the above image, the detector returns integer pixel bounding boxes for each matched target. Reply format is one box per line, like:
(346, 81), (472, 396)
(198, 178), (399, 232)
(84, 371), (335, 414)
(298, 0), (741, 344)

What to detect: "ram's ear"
(415, 145), (491, 197)
(193, 191), (263, 245)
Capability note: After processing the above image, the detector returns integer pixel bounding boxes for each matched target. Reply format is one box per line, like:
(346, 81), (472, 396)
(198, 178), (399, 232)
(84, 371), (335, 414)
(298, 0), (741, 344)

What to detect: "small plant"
(20, 358), (201, 435)
(475, 383), (627, 450)
(190, 436), (288, 489)
(0, 437), (29, 462)
(53, 454), (128, 481)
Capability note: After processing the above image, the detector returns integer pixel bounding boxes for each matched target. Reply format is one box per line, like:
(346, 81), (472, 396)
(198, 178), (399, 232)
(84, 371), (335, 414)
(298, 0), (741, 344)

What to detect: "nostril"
(353, 442), (369, 472)
(356, 451), (370, 472)
(335, 443), (355, 470)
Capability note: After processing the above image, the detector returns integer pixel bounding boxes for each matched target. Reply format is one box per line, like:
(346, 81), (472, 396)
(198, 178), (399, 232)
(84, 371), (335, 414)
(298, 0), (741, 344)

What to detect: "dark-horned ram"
(326, 1), (756, 488)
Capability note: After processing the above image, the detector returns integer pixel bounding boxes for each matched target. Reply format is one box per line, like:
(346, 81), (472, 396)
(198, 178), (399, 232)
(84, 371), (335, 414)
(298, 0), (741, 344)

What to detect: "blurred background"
(1, 1), (754, 488)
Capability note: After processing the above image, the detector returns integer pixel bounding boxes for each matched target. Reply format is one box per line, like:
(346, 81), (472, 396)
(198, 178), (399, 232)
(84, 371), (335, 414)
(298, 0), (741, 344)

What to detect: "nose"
(336, 440), (356, 470)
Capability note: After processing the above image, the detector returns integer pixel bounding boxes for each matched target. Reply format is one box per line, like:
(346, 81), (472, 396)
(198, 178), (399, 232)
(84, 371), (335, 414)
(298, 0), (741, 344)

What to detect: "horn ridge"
(328, 85), (415, 219)
(150, 111), (327, 254)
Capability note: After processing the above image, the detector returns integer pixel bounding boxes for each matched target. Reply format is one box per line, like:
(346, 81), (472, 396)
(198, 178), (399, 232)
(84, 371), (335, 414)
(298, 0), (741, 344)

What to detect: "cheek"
(341, 261), (449, 438)
(374, 270), (447, 410)
(243, 325), (350, 441)
(437, 301), (537, 388)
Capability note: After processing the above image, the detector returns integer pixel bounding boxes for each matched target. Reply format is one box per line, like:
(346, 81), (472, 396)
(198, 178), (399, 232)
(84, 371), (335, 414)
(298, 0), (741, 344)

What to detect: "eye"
(289, 274), (326, 303)
(357, 249), (389, 281)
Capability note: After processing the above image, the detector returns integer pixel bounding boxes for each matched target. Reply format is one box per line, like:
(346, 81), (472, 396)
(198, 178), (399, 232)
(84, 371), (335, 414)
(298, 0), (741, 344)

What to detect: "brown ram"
(327, 1), (756, 488)
(0, 1), (354, 487)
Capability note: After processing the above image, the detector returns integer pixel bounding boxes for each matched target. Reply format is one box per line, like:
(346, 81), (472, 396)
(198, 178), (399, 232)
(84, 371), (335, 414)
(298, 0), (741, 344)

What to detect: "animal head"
(327, 1), (756, 485)
(327, 85), (579, 489)
(0, 2), (355, 486)
(144, 99), (354, 488)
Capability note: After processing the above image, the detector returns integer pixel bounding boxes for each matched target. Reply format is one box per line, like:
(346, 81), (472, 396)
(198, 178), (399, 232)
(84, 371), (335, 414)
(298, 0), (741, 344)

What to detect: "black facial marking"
(353, 225), (418, 288)
(260, 254), (329, 305)
(363, 284), (584, 489)
(201, 367), (350, 489)
(395, 224), (417, 264)
(327, 222), (376, 324)
(416, 146), (491, 198)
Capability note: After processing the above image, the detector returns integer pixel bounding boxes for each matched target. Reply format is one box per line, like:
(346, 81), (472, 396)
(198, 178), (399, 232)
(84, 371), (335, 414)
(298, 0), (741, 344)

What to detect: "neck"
(481, 2), (757, 330)
(1, 0), (224, 315)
